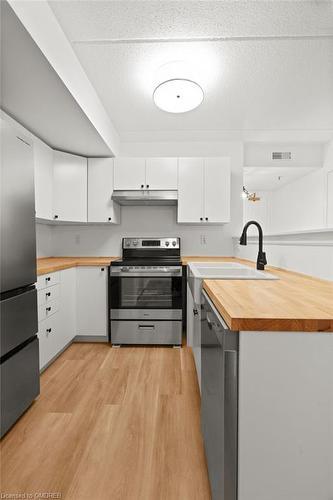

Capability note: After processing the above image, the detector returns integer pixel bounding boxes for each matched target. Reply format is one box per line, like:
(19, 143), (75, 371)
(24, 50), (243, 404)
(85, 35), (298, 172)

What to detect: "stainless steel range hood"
(111, 190), (178, 206)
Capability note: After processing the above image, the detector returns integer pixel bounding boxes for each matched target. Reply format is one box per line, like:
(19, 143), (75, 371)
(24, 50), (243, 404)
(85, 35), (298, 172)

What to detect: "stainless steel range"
(109, 238), (184, 346)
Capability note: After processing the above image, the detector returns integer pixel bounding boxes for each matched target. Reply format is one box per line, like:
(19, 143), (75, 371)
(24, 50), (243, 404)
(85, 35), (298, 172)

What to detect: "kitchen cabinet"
(204, 157), (230, 223)
(114, 157), (178, 190)
(53, 150), (87, 222)
(145, 158), (178, 189)
(37, 268), (76, 370)
(178, 158), (204, 223)
(76, 266), (108, 338)
(88, 158), (120, 224)
(113, 158), (146, 190)
(187, 283), (202, 391)
(178, 157), (231, 224)
(34, 140), (53, 220)
(327, 170), (333, 227)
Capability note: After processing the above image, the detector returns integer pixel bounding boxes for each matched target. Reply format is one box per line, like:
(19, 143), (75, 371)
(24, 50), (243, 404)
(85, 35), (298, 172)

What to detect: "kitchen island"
(197, 262), (333, 500)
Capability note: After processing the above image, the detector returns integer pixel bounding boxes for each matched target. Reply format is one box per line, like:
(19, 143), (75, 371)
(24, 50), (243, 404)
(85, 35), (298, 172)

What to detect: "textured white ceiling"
(48, 1), (333, 141)
(50, 1), (333, 41)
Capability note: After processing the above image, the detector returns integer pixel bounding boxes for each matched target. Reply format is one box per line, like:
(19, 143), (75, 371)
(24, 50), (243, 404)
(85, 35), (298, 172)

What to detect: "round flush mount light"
(153, 79), (204, 113)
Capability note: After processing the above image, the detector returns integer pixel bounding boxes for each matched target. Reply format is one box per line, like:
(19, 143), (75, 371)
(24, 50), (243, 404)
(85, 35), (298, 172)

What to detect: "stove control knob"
(133, 240), (138, 246)
(125, 241), (131, 247)
(172, 240), (177, 247)
(122, 266), (129, 272)
(165, 241), (170, 247)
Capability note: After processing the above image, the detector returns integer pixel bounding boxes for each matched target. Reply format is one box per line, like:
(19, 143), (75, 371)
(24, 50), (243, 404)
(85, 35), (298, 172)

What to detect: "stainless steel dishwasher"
(201, 291), (239, 500)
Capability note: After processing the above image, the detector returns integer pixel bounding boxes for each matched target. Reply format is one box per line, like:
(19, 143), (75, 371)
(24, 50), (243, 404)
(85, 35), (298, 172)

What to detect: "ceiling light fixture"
(242, 186), (261, 202)
(153, 78), (204, 113)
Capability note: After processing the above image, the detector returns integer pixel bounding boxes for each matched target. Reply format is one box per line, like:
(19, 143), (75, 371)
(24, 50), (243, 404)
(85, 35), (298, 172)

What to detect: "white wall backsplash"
(50, 205), (235, 257)
(36, 223), (53, 257)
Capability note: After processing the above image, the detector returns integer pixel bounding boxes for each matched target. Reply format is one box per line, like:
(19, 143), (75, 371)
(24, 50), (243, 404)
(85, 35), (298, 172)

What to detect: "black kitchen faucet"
(239, 220), (267, 270)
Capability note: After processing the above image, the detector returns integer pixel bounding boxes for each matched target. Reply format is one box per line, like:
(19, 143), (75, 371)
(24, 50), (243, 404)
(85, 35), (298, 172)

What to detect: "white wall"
(36, 223), (53, 257)
(238, 141), (333, 280)
(47, 140), (243, 257)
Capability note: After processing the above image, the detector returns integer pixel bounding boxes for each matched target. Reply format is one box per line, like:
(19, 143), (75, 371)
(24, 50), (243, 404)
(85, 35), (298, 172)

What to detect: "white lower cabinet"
(37, 268), (76, 370)
(76, 266), (108, 338)
(186, 283), (202, 392)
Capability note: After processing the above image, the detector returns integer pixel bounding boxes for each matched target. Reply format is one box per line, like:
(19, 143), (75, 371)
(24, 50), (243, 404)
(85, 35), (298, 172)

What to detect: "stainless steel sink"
(188, 261), (278, 303)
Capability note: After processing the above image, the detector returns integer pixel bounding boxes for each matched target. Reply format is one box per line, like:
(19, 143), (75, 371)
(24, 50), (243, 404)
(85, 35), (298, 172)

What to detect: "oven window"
(110, 276), (182, 309)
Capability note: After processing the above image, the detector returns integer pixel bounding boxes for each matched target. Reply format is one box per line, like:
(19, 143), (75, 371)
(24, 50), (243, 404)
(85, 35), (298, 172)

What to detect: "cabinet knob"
(141, 184), (144, 188)
(146, 184), (149, 188)
(200, 217), (203, 221)
(108, 217), (112, 221)
(193, 308), (198, 316)
(101, 268), (105, 271)
(46, 277), (51, 282)
(46, 306), (51, 312)
(205, 217), (208, 221)
(54, 215), (59, 219)
(46, 328), (52, 333)
(46, 292), (51, 297)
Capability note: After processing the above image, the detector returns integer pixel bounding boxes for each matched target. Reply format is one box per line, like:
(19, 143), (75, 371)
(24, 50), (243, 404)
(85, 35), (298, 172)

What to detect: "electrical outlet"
(200, 235), (207, 245)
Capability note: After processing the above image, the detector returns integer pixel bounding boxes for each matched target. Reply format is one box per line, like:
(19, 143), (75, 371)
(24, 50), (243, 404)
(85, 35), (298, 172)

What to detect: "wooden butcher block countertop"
(202, 264), (333, 333)
(37, 257), (118, 275)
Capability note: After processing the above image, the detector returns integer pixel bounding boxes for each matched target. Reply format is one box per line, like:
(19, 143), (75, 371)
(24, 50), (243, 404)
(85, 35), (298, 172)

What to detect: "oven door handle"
(138, 324), (155, 331)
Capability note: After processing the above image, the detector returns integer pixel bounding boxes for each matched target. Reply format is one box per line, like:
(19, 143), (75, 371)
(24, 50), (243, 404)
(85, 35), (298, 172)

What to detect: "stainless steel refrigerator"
(0, 118), (40, 438)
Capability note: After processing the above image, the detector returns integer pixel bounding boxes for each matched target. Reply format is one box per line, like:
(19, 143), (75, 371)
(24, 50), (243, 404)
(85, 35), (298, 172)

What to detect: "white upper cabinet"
(178, 158), (204, 223)
(114, 157), (178, 190)
(34, 140), (53, 220)
(204, 158), (231, 223)
(113, 158), (146, 190)
(88, 158), (120, 224)
(53, 151), (87, 222)
(145, 158), (178, 189)
(178, 157), (231, 224)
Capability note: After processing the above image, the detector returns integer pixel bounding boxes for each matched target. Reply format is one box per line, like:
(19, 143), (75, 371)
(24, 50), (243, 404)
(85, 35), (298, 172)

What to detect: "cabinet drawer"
(111, 320), (182, 345)
(38, 315), (60, 370)
(37, 272), (60, 290)
(38, 298), (60, 322)
(38, 284), (60, 307)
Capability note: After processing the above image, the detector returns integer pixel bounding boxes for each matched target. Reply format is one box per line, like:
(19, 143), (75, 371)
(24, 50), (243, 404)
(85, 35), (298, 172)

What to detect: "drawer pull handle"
(138, 325), (155, 331)
(46, 292), (51, 297)
(46, 328), (52, 333)
(46, 307), (51, 312)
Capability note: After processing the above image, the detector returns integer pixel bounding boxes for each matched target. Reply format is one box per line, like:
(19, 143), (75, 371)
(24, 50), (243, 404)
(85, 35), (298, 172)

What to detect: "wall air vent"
(272, 152), (292, 160)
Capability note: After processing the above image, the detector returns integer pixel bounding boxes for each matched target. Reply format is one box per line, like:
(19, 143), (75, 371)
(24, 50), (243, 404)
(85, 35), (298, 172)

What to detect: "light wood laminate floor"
(0, 343), (211, 500)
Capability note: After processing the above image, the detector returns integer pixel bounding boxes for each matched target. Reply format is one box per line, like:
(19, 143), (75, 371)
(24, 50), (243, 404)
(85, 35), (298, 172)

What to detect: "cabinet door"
(113, 158), (146, 190)
(204, 157), (231, 223)
(34, 140), (53, 220)
(58, 268), (76, 345)
(327, 170), (333, 227)
(38, 314), (60, 370)
(53, 150), (87, 222)
(145, 158), (178, 189)
(76, 267), (108, 337)
(177, 158), (204, 223)
(88, 158), (120, 224)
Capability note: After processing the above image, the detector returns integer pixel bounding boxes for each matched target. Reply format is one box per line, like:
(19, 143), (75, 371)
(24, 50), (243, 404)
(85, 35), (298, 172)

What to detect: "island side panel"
(238, 331), (333, 500)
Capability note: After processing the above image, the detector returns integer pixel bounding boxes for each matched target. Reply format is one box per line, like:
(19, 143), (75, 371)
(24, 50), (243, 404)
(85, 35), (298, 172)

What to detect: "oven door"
(110, 270), (183, 310)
